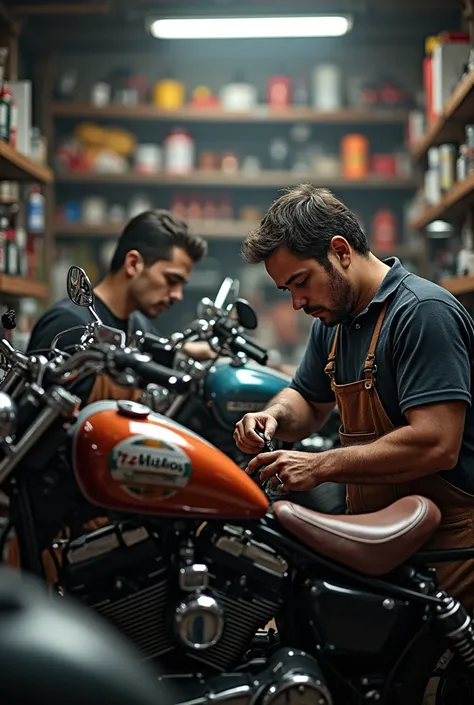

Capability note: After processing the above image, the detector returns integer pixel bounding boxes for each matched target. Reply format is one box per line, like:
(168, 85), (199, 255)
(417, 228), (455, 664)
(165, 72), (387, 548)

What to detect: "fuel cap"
(116, 400), (150, 419)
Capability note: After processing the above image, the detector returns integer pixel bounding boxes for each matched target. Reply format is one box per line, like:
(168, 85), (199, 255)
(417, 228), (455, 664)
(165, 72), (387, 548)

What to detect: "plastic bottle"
(164, 127), (195, 174)
(27, 186), (45, 234)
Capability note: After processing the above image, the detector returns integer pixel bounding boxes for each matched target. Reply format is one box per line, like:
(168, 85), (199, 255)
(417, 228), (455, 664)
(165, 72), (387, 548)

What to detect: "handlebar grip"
(139, 332), (176, 368)
(113, 351), (192, 394)
(229, 336), (268, 366)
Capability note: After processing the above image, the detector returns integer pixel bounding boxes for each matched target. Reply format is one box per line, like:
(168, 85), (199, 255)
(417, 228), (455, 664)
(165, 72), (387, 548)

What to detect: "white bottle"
(164, 127), (195, 174)
(312, 64), (342, 111)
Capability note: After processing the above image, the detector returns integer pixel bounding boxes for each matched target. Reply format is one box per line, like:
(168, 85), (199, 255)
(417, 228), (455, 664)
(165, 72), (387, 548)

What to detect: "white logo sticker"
(109, 435), (192, 500)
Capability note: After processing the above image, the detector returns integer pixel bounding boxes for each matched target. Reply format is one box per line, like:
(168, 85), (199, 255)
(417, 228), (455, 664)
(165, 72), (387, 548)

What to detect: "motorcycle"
(134, 277), (346, 515)
(0, 265), (474, 705)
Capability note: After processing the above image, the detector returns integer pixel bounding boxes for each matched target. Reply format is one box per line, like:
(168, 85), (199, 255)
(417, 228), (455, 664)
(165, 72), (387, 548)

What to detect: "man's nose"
(292, 295), (308, 311)
(170, 285), (183, 303)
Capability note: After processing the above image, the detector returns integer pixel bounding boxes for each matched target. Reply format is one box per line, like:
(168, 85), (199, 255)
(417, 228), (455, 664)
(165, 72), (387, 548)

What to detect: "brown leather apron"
(324, 301), (474, 608)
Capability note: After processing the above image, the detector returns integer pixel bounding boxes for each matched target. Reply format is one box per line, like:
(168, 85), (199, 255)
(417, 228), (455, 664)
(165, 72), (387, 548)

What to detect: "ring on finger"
(275, 472), (284, 487)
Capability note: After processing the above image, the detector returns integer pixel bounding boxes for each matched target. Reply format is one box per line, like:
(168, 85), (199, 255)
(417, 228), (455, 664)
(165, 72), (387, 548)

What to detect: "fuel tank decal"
(109, 435), (191, 500)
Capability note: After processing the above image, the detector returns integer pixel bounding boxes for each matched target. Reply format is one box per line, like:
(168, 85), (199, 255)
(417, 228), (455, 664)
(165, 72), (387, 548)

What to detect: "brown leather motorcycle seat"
(273, 495), (441, 576)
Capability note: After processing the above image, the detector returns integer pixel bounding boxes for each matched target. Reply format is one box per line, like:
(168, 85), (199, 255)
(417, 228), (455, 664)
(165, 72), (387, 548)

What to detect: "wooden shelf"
(412, 70), (474, 162)
(0, 275), (49, 299)
(409, 173), (474, 230)
(55, 219), (258, 240)
(440, 276), (474, 297)
(53, 219), (423, 261)
(51, 103), (410, 125)
(56, 170), (417, 190)
(0, 142), (53, 184)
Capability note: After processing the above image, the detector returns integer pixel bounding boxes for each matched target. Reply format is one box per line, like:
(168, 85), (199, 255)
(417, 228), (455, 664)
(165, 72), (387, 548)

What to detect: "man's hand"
(246, 449), (319, 492)
(182, 341), (218, 361)
(233, 412), (279, 455)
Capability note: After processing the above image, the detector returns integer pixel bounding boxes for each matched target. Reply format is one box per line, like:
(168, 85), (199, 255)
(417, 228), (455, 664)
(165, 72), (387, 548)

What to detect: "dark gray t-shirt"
(290, 258), (474, 493)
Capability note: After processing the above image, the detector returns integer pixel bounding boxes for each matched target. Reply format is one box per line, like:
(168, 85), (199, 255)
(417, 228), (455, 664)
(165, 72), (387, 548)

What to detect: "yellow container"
(153, 80), (185, 110)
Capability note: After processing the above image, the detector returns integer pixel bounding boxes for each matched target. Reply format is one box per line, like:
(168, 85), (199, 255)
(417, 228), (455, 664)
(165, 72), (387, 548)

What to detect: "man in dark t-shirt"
(233, 184), (474, 607)
(28, 210), (211, 405)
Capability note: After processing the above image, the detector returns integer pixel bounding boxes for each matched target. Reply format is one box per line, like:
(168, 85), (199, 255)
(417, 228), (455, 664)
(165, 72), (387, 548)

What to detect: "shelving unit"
(409, 62), (474, 296)
(0, 141), (53, 183)
(56, 170), (417, 190)
(0, 6), (52, 304)
(54, 218), (255, 239)
(411, 69), (474, 162)
(0, 274), (49, 299)
(53, 218), (423, 265)
(52, 103), (410, 125)
(409, 173), (474, 229)
(440, 275), (474, 296)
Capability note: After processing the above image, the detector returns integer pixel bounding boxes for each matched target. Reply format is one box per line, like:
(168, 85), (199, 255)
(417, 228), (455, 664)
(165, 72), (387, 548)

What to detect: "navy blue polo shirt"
(290, 258), (474, 493)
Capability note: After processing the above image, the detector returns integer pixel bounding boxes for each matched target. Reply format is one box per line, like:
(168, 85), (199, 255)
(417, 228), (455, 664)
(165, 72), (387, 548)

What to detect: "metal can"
(439, 144), (456, 192)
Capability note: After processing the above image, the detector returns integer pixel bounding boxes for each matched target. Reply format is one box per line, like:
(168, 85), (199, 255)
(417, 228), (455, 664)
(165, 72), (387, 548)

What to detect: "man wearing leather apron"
(234, 183), (474, 609)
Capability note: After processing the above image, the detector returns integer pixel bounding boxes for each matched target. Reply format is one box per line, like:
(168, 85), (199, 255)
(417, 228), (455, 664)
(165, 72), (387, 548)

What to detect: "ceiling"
(8, 0), (464, 52)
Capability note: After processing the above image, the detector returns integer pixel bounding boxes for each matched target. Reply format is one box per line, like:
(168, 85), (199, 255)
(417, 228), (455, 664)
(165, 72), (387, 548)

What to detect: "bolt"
(382, 598), (395, 610)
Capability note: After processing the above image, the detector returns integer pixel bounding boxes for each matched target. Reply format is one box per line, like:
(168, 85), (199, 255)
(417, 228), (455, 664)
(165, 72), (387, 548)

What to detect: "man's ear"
(123, 250), (144, 278)
(330, 236), (351, 269)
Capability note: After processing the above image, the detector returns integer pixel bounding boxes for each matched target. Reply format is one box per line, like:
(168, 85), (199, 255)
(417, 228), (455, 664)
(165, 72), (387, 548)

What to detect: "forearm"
(317, 424), (456, 484)
(265, 388), (323, 442)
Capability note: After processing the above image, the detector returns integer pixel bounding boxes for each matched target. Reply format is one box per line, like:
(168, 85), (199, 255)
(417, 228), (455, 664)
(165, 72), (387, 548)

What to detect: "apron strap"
(364, 300), (390, 385)
(324, 325), (340, 382)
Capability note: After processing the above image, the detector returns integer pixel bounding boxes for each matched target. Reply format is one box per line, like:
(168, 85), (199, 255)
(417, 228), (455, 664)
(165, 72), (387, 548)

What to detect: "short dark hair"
(242, 184), (370, 268)
(110, 209), (207, 273)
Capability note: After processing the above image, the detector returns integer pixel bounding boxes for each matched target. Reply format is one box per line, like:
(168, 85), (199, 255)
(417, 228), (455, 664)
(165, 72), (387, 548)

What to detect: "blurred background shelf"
(440, 275), (474, 296)
(56, 171), (418, 189)
(0, 275), (49, 299)
(51, 103), (411, 125)
(411, 70), (474, 162)
(409, 173), (474, 229)
(0, 142), (53, 183)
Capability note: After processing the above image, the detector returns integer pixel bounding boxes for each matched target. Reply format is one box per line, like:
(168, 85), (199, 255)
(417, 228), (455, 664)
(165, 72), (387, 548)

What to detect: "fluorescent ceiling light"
(149, 16), (353, 40)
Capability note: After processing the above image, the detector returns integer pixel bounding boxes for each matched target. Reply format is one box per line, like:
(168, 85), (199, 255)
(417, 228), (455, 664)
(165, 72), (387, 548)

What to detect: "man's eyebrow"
(277, 270), (307, 290)
(165, 270), (187, 283)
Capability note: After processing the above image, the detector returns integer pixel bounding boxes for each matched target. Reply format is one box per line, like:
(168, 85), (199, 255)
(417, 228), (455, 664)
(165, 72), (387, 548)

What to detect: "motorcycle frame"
(6, 459), (474, 705)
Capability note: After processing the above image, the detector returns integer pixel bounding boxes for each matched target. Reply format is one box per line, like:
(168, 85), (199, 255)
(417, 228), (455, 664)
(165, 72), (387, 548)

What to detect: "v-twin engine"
(59, 520), (333, 704)
(61, 521), (286, 673)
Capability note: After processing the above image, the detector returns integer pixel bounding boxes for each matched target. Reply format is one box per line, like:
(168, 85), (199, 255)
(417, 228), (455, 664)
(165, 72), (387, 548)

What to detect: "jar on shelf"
(164, 127), (195, 174)
(341, 134), (369, 179)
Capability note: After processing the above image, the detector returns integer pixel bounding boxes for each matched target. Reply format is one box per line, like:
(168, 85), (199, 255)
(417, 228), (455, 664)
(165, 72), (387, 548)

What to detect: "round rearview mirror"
(67, 266), (94, 308)
(234, 298), (258, 330)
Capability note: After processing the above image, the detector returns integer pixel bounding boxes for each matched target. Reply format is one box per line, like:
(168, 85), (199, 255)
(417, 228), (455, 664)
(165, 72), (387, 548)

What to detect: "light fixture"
(149, 16), (353, 40)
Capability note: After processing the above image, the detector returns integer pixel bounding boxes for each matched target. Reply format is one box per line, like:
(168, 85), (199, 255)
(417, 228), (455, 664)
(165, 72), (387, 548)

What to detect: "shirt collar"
(342, 257), (410, 327)
(369, 257), (411, 305)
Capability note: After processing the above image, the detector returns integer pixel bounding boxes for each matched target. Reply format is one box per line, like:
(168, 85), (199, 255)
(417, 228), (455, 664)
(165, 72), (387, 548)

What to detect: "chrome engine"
(61, 521), (288, 673)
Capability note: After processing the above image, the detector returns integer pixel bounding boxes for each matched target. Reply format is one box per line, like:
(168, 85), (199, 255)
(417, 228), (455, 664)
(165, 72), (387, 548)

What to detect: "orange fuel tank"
(70, 400), (269, 519)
